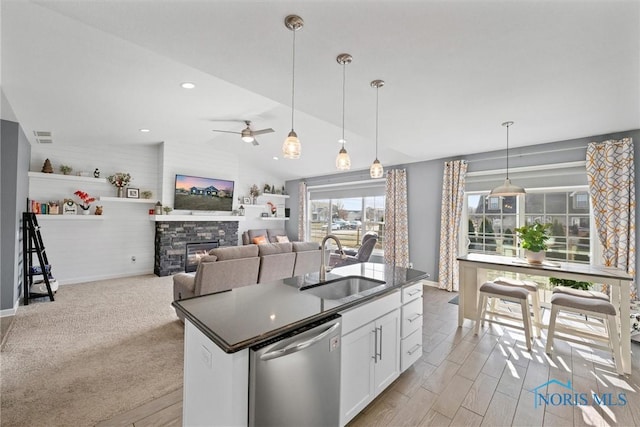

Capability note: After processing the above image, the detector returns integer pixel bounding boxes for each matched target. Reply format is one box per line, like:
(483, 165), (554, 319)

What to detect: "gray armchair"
(329, 234), (378, 267)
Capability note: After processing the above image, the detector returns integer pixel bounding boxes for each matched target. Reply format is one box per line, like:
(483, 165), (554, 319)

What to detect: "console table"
(457, 253), (633, 374)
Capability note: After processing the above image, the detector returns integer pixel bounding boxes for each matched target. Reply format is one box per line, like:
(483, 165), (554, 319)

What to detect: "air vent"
(33, 131), (53, 143)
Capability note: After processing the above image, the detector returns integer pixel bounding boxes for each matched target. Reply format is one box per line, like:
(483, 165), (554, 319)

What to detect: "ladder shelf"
(22, 212), (56, 304)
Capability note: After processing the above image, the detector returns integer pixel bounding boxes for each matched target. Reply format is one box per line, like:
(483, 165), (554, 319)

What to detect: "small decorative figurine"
(94, 206), (103, 215)
(62, 199), (77, 215)
(94, 168), (100, 178)
(42, 159), (53, 173)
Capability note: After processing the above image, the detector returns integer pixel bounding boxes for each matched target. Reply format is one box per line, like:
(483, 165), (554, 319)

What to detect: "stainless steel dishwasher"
(249, 314), (342, 427)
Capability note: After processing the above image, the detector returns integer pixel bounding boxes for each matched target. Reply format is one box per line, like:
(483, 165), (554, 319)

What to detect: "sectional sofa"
(172, 241), (321, 320)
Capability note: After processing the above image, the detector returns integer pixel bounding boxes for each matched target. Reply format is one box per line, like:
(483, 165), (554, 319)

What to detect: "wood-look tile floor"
(100, 286), (640, 426)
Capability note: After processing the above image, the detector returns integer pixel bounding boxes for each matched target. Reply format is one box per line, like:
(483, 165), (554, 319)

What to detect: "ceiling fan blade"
(251, 139), (260, 146)
(251, 128), (275, 136)
(212, 129), (241, 135)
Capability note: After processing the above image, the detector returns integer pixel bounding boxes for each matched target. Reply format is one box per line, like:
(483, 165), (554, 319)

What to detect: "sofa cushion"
(209, 244), (259, 261)
(292, 241), (320, 252)
(258, 242), (293, 256)
(266, 228), (287, 243)
(275, 235), (290, 243)
(247, 229), (269, 242)
(253, 235), (268, 245)
(200, 255), (218, 263)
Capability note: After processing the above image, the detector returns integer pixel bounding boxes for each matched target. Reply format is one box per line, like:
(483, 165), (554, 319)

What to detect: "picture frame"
(243, 197), (251, 204)
(127, 188), (140, 199)
(261, 212), (269, 217)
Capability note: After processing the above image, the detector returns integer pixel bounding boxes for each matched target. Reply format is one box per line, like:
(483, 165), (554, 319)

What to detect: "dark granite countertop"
(172, 262), (428, 353)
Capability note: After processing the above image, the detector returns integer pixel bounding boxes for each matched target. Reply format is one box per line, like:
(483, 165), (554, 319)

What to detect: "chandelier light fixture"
(370, 79), (385, 178)
(282, 15), (304, 159)
(335, 53), (352, 170)
(489, 121), (526, 196)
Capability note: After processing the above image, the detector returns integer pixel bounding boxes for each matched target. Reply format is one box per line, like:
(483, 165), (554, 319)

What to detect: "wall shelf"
(256, 194), (289, 202)
(28, 171), (108, 184)
(99, 196), (156, 204)
(35, 214), (105, 220)
(261, 217), (289, 221)
(149, 215), (245, 222)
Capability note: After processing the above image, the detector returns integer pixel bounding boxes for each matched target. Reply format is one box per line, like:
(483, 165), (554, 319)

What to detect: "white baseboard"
(0, 299), (20, 318)
(421, 279), (440, 288)
(57, 270), (155, 286)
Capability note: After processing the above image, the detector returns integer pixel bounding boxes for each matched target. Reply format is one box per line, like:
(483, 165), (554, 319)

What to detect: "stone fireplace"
(154, 220), (238, 276)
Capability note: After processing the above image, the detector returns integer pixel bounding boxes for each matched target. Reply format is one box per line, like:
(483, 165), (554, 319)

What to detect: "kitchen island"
(173, 262), (428, 426)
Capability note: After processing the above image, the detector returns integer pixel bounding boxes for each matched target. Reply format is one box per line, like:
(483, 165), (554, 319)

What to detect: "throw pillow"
(252, 235), (268, 245)
(276, 235), (290, 243)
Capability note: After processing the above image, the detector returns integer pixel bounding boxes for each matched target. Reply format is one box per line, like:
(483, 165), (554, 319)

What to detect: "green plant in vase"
(515, 221), (551, 264)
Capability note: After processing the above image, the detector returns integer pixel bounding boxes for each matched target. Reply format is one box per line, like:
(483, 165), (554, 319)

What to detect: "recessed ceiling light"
(273, 156), (279, 160)
(139, 128), (150, 133)
(180, 82), (195, 89)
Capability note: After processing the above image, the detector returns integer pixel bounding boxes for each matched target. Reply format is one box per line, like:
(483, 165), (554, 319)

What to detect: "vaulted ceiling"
(2, 1), (638, 179)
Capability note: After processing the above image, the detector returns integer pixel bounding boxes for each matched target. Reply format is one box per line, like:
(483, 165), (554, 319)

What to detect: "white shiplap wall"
(29, 141), (288, 284)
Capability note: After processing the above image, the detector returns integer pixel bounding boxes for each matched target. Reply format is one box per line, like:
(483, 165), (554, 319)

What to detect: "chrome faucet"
(320, 234), (346, 282)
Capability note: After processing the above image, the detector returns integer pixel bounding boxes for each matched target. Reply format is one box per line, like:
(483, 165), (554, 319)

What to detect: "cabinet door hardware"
(408, 313), (422, 323)
(377, 326), (383, 361)
(407, 344), (422, 355)
(372, 328), (378, 363)
(407, 289), (421, 296)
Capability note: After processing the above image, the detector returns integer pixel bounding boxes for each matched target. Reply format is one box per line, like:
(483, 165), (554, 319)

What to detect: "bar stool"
(492, 276), (542, 337)
(545, 290), (623, 375)
(474, 281), (533, 351)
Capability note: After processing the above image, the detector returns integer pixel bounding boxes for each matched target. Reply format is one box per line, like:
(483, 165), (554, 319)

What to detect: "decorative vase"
(81, 207), (90, 215)
(117, 187), (125, 198)
(525, 250), (545, 264)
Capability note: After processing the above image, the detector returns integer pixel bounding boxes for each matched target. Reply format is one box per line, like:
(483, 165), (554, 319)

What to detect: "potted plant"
(249, 184), (260, 204)
(59, 165), (73, 175)
(515, 221), (551, 264)
(74, 190), (96, 215)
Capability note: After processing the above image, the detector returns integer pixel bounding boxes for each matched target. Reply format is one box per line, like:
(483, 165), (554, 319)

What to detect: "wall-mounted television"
(174, 174), (235, 211)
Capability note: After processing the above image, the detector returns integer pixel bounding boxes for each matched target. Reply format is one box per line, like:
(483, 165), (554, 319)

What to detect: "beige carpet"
(0, 275), (184, 427)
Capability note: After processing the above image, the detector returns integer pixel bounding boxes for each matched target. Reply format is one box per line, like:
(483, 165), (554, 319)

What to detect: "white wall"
(29, 140), (289, 284)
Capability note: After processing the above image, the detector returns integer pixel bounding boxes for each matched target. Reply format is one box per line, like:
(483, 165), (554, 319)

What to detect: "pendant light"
(370, 79), (385, 178)
(282, 15), (303, 159)
(335, 53), (352, 170)
(490, 121), (526, 196)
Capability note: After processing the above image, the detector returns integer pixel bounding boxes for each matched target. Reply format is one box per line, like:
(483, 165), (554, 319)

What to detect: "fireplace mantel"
(150, 215), (245, 222)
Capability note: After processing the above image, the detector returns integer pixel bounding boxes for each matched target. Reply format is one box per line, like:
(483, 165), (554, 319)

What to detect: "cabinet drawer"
(400, 329), (423, 372)
(340, 291), (401, 336)
(402, 281), (423, 303)
(401, 296), (423, 338)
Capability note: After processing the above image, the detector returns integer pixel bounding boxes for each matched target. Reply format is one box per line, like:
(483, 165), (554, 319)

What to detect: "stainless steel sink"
(301, 276), (387, 301)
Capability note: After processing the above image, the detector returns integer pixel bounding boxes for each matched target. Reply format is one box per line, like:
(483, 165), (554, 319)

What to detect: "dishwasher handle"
(260, 322), (340, 361)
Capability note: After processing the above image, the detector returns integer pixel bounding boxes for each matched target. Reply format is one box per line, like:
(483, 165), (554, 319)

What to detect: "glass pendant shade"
(370, 159), (384, 178)
(282, 130), (301, 159)
(336, 146), (351, 170)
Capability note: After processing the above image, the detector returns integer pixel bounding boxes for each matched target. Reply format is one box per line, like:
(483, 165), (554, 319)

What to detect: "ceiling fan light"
(489, 178), (526, 196)
(336, 146), (351, 170)
(241, 128), (254, 143)
(370, 159), (384, 178)
(282, 130), (301, 159)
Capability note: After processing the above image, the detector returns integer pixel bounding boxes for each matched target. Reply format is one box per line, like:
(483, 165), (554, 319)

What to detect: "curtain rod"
(466, 160), (586, 177)
(307, 178), (386, 190)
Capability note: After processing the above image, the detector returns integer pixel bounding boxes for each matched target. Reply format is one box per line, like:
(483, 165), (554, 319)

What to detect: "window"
(307, 181), (385, 252)
(466, 187), (592, 264)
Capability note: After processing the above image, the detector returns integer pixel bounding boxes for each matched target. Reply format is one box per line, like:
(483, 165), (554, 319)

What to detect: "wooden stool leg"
(545, 305), (559, 354)
(520, 299), (532, 351)
(531, 291), (542, 338)
(474, 294), (487, 336)
(606, 314), (623, 375)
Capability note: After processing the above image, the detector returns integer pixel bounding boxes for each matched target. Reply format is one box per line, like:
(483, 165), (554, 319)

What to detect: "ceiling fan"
(211, 120), (274, 146)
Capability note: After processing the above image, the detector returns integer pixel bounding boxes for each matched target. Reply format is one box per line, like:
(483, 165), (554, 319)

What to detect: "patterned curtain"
(298, 181), (307, 241)
(586, 138), (636, 300)
(384, 169), (409, 267)
(438, 160), (468, 292)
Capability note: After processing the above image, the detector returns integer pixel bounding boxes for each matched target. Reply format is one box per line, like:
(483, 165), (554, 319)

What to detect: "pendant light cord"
(505, 122), (510, 179)
(375, 86), (379, 159)
(291, 29), (296, 131)
(341, 63), (346, 145)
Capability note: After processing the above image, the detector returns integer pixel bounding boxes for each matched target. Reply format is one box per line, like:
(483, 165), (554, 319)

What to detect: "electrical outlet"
(131, 256), (136, 262)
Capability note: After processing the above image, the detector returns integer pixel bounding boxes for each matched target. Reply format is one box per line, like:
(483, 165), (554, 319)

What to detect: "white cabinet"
(339, 291), (401, 426)
(400, 281), (424, 372)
